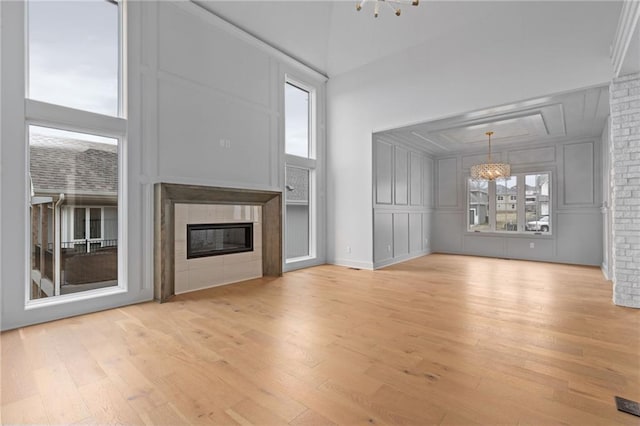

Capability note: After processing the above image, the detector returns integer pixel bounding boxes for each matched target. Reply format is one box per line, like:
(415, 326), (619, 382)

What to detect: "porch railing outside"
(34, 239), (118, 285)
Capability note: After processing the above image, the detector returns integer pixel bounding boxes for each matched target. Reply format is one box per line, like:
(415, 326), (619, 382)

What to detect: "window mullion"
(489, 181), (496, 231)
(517, 174), (526, 232)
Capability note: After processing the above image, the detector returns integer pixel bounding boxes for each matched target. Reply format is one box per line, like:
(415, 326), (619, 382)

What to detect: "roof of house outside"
(30, 133), (117, 195)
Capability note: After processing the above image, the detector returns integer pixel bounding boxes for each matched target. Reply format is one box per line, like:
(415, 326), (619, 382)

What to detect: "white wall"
(326, 1), (618, 267)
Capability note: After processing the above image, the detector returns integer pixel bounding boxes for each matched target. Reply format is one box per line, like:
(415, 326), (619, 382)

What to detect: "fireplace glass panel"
(187, 223), (253, 259)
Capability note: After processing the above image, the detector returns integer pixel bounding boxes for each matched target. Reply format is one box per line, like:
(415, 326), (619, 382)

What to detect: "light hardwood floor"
(2, 254), (639, 425)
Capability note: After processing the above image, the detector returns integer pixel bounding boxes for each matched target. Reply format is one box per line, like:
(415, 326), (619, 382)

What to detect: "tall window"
(27, 0), (125, 301)
(496, 176), (518, 231)
(284, 80), (316, 263)
(285, 82), (310, 158)
(28, 0), (120, 115)
(468, 173), (551, 234)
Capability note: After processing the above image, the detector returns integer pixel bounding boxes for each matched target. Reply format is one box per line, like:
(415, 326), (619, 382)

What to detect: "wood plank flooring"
(2, 254), (639, 425)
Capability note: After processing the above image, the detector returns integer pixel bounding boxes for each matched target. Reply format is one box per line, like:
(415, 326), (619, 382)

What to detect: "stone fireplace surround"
(154, 183), (282, 302)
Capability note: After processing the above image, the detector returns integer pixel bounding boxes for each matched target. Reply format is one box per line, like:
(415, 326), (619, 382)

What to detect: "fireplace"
(154, 183), (282, 302)
(187, 222), (253, 259)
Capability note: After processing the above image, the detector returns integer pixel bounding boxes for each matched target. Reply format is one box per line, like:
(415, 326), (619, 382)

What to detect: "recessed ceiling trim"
(427, 107), (555, 135)
(437, 112), (549, 145)
(410, 131), (450, 151)
(376, 85), (607, 155)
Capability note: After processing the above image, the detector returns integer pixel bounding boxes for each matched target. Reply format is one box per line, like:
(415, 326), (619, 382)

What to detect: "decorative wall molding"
(562, 141), (595, 206)
(611, 0), (640, 77)
(185, 1), (328, 81)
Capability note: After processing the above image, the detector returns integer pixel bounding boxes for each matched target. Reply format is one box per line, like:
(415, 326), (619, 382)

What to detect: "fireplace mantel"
(154, 183), (282, 302)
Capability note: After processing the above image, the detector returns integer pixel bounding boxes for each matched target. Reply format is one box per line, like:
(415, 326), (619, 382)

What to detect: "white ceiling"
(375, 85), (610, 155)
(194, 1), (623, 78)
(193, 1), (617, 154)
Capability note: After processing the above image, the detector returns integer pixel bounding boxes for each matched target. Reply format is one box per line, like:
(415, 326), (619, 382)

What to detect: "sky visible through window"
(28, 0), (119, 116)
(285, 83), (310, 158)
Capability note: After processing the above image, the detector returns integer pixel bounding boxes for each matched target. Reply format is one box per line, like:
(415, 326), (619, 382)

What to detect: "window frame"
(283, 75), (318, 267)
(284, 80), (314, 160)
(466, 171), (553, 235)
(25, 0), (124, 117)
(23, 0), (128, 308)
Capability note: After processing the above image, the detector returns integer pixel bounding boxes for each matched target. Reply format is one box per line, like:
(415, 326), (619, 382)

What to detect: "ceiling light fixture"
(356, 0), (419, 17)
(470, 131), (511, 181)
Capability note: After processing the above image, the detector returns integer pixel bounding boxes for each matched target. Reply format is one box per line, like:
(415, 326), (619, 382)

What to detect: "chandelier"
(470, 131), (511, 181)
(356, 0), (419, 17)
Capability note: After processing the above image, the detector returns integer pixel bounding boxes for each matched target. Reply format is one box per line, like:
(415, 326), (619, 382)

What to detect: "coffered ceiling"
(375, 85), (609, 156)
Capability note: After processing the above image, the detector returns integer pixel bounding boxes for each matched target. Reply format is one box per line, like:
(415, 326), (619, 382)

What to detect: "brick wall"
(610, 72), (640, 308)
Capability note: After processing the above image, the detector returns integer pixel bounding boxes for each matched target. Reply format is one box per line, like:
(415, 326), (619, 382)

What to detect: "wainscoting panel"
(462, 235), (506, 258)
(410, 152), (423, 206)
(394, 147), (409, 205)
(393, 213), (410, 257)
(425, 157), (434, 208)
(563, 142), (595, 205)
(437, 157), (458, 208)
(372, 138), (432, 268)
(374, 212), (394, 263)
(409, 213), (423, 254)
(506, 237), (555, 262)
(375, 140), (393, 205)
(508, 146), (556, 165)
(432, 211), (463, 253)
(423, 213), (431, 251)
(555, 210), (602, 265)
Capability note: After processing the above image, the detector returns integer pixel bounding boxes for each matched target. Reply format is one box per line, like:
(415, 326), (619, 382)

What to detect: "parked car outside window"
(527, 215), (550, 232)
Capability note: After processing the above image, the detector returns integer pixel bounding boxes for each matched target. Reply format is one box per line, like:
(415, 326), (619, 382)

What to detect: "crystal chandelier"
(356, 0), (419, 17)
(470, 131), (511, 181)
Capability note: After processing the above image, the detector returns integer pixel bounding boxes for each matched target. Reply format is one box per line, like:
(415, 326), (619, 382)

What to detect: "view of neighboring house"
(285, 165), (310, 259)
(468, 181), (489, 230)
(469, 174), (550, 232)
(525, 175), (550, 223)
(29, 132), (118, 299)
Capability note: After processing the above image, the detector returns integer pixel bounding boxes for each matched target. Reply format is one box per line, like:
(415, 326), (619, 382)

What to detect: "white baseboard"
(328, 258), (374, 270)
(373, 250), (431, 270)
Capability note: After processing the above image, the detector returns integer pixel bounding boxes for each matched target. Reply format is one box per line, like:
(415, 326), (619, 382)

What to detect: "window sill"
(465, 231), (553, 238)
(286, 255), (315, 264)
(25, 284), (127, 310)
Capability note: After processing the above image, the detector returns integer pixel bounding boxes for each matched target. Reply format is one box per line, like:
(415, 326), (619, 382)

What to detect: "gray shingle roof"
(30, 134), (117, 195)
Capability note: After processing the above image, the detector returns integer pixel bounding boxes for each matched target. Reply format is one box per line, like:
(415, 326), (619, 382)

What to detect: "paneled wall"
(141, 3), (327, 273)
(432, 139), (603, 265)
(0, 1), (327, 330)
(373, 137), (433, 268)
(146, 2), (280, 190)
